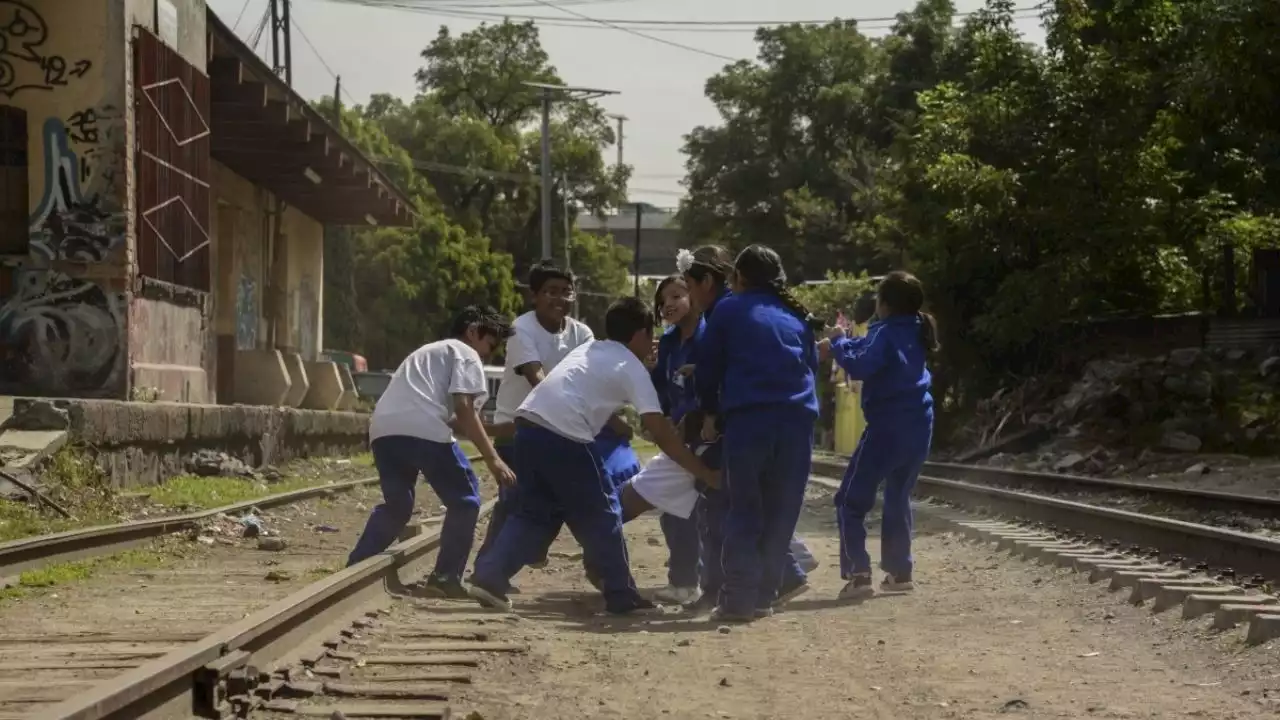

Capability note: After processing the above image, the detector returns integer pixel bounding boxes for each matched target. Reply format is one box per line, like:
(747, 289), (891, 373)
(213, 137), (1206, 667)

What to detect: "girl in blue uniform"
(647, 275), (705, 604)
(826, 271), (937, 599)
(693, 245), (822, 622)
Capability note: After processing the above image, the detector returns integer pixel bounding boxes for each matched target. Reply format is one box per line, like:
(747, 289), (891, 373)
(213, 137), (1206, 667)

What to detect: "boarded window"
(133, 26), (211, 291)
(0, 106), (28, 255)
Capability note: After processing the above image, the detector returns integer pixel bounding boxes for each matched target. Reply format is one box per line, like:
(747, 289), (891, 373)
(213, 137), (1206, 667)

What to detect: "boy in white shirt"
(474, 261), (594, 569)
(346, 306), (517, 599)
(474, 261), (639, 587)
(468, 297), (720, 616)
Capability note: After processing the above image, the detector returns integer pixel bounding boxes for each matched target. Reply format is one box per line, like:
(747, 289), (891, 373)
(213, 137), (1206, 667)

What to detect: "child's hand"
(701, 414), (720, 443)
(817, 338), (832, 362)
(827, 326), (846, 341)
(488, 457), (517, 488)
(698, 467), (721, 489)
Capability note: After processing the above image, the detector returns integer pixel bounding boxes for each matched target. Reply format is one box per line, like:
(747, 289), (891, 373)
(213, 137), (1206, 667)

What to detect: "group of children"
(345, 244), (938, 622)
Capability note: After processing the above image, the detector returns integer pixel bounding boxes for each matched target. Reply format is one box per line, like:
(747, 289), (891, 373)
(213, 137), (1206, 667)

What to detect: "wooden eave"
(205, 11), (413, 227)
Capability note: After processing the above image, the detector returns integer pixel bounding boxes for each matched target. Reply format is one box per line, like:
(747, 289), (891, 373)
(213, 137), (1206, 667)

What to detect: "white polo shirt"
(493, 311), (594, 423)
(517, 340), (663, 443)
(369, 339), (488, 444)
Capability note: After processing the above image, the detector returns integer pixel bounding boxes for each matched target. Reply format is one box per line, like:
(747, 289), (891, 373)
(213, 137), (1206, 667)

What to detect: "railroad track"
(0, 478), (380, 578)
(811, 456), (1280, 646)
(3, 499), (504, 720)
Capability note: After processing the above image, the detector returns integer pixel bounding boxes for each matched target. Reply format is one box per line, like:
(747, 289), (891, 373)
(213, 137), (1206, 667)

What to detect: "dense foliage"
(680, 0), (1280, 406)
(321, 21), (632, 368)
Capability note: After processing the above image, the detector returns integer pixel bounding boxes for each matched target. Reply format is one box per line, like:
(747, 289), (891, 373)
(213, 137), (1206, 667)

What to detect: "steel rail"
(33, 497), (497, 720)
(811, 458), (1280, 583)
(920, 460), (1280, 518)
(813, 454), (1280, 519)
(0, 476), (380, 578)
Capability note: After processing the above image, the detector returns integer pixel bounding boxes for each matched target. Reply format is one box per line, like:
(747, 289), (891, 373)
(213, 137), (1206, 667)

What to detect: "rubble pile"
(1046, 346), (1280, 454)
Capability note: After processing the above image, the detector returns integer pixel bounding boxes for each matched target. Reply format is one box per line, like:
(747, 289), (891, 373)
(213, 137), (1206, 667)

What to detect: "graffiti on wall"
(28, 113), (125, 262)
(235, 274), (257, 350)
(0, 267), (123, 394)
(297, 274), (317, 360)
(0, 1), (92, 99)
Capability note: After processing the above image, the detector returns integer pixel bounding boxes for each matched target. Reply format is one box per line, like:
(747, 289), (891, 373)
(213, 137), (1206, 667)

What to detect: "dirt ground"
(0, 481), (438, 717)
(449, 484), (1280, 719)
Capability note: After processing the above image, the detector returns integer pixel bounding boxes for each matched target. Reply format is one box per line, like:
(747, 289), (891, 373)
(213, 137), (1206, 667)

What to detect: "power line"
(289, 13), (362, 105)
(231, 0), (255, 31)
(314, 0), (1045, 32)
(527, 0), (739, 61)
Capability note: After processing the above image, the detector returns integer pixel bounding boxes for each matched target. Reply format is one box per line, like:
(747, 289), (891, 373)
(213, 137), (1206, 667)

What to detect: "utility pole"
(524, 82), (619, 262)
(608, 113), (627, 168)
(633, 202), (643, 297)
(562, 173), (579, 318)
(333, 76), (342, 125)
(269, 0), (293, 85)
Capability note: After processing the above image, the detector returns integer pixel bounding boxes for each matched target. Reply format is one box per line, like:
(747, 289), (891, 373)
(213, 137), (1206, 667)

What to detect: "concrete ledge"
(233, 349), (292, 406)
(302, 362), (347, 411)
(12, 398), (369, 488)
(282, 353), (310, 408)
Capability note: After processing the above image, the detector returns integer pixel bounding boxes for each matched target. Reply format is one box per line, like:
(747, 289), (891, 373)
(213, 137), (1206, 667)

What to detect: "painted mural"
(0, 0), (126, 397)
(235, 273), (257, 350)
(297, 273), (317, 360)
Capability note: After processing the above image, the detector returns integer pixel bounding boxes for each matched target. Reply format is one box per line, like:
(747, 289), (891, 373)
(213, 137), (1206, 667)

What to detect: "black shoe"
(468, 579), (513, 612)
(421, 573), (470, 599)
(607, 596), (664, 616)
(710, 606), (755, 624)
(773, 577), (810, 608)
(466, 574), (521, 595)
(838, 572), (875, 600)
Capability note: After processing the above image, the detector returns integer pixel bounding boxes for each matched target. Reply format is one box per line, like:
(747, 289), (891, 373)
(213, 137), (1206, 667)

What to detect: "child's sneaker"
(467, 580), (513, 612)
(654, 585), (701, 605)
(773, 578), (810, 608)
(710, 606), (756, 624)
(838, 572), (875, 600)
(881, 573), (914, 592)
(753, 606), (775, 619)
(683, 591), (717, 614)
(421, 573), (470, 599)
(608, 596), (665, 617)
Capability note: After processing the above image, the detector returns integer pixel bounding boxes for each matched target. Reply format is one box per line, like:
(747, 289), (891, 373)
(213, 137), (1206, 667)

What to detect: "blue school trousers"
(347, 435), (481, 579)
(660, 512), (701, 588)
(529, 429), (639, 565)
(473, 441), (517, 565)
(471, 424), (645, 612)
(718, 405), (815, 616)
(836, 414), (933, 578)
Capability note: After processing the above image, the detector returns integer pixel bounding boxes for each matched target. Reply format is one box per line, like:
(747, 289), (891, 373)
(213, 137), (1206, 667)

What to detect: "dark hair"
(877, 270), (939, 355)
(851, 291), (878, 326)
(652, 274), (686, 324)
(732, 244), (825, 333)
(528, 259), (575, 293)
(682, 245), (733, 287)
(449, 305), (514, 340)
(604, 296), (654, 343)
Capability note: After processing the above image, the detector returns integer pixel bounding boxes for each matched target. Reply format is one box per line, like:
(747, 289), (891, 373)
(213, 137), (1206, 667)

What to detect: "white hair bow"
(676, 249), (695, 274)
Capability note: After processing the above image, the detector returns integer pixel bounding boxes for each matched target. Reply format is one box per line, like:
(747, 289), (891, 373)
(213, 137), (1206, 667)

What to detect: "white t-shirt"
(493, 311), (594, 423)
(517, 340), (663, 443)
(369, 339), (488, 443)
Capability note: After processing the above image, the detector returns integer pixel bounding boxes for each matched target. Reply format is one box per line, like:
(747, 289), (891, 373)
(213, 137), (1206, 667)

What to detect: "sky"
(206, 0), (1047, 208)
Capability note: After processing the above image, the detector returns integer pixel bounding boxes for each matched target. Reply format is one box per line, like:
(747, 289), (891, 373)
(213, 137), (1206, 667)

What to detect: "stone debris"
(185, 449), (256, 478)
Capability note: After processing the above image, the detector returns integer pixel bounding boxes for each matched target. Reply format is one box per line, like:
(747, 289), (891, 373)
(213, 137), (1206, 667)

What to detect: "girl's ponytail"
(773, 281), (826, 334)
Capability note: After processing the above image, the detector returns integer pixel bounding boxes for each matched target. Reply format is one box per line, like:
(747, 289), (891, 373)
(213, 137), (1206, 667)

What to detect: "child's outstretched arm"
(830, 325), (890, 381)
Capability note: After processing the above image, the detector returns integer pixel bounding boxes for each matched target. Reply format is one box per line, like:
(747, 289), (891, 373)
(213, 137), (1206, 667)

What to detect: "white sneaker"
(654, 585), (701, 605)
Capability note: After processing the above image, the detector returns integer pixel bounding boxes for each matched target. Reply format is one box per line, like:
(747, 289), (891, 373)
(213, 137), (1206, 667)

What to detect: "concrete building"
(578, 202), (684, 276)
(0, 1), (412, 409)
